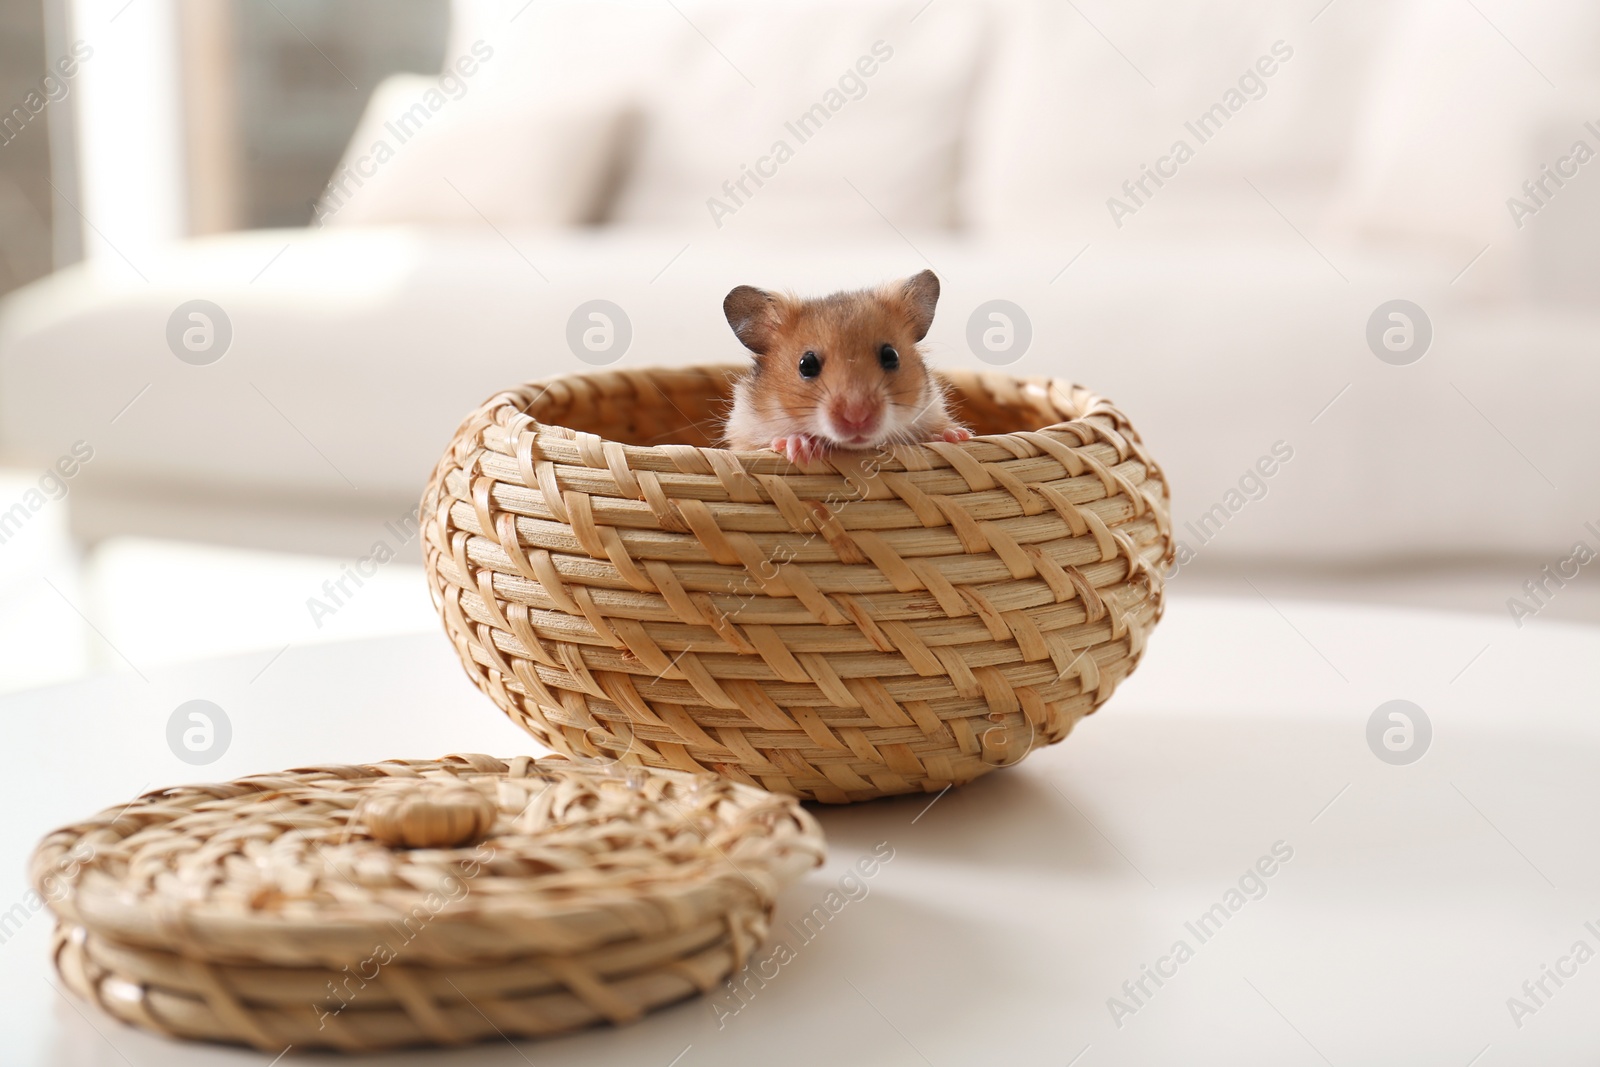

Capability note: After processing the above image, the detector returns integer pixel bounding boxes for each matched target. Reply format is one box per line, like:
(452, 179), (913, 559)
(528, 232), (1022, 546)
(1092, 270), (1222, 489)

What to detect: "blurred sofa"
(3, 0), (1598, 573)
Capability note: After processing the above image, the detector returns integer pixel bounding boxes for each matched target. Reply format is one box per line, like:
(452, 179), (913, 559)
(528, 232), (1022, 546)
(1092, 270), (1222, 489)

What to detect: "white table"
(3, 596), (1596, 1066)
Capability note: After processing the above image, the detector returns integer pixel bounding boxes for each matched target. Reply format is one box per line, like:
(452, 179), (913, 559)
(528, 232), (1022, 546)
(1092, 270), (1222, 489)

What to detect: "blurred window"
(0, 0), (60, 296)
(226, 0), (447, 229)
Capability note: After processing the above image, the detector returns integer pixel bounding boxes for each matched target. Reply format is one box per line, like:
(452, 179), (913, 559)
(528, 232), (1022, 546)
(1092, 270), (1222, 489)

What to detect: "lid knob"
(357, 782), (498, 849)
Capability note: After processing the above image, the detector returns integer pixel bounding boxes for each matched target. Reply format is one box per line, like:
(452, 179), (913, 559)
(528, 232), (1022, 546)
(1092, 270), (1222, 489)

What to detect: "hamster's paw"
(936, 426), (973, 443)
(772, 434), (827, 465)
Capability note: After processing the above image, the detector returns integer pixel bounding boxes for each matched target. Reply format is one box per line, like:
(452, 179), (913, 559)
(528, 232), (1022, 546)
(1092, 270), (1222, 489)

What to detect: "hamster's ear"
(899, 270), (940, 341)
(724, 285), (780, 354)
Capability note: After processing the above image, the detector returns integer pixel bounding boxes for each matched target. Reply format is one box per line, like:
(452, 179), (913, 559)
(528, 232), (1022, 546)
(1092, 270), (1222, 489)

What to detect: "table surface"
(3, 595), (1597, 1066)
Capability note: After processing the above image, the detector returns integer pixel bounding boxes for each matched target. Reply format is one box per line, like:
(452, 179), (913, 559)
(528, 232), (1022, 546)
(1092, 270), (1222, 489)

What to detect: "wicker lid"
(33, 753), (825, 969)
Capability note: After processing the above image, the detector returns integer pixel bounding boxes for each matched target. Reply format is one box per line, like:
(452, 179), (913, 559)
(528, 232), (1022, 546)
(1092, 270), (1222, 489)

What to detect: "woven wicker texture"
(34, 754), (824, 1051)
(422, 366), (1172, 803)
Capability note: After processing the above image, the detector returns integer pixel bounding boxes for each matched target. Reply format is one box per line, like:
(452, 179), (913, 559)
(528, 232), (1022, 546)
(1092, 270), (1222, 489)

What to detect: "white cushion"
(1329, 0), (1600, 254)
(316, 69), (629, 228)
(452, 0), (988, 232)
(618, 1), (986, 232)
(962, 0), (1394, 236)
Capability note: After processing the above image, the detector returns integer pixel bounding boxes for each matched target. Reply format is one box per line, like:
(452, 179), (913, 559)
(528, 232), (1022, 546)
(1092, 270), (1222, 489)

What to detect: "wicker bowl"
(422, 365), (1171, 803)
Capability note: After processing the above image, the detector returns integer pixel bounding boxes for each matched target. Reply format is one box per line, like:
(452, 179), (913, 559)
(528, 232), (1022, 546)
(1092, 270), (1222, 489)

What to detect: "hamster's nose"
(829, 397), (882, 438)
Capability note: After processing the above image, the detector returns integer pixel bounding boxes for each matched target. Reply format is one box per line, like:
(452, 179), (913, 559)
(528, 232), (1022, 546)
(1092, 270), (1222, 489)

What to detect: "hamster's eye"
(879, 344), (899, 370)
(798, 351), (821, 379)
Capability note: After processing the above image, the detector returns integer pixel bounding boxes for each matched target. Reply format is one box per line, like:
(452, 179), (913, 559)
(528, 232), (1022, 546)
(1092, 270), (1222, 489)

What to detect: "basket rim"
(470, 363), (1142, 476)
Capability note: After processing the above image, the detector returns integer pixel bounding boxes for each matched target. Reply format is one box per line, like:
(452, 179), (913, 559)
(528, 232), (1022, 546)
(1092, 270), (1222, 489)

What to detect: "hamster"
(721, 269), (972, 464)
